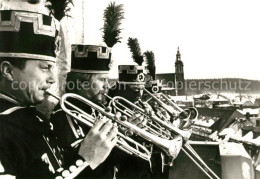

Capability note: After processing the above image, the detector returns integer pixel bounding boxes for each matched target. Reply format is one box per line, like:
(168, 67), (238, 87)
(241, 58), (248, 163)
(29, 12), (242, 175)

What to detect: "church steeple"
(174, 47), (185, 96)
(176, 46), (181, 62)
(175, 47), (183, 74)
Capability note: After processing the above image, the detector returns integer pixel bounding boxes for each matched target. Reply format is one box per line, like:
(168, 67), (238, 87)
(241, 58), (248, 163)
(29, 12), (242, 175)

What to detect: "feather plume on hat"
(127, 37), (144, 66)
(144, 50), (156, 80)
(102, 2), (124, 48)
(45, 0), (74, 21)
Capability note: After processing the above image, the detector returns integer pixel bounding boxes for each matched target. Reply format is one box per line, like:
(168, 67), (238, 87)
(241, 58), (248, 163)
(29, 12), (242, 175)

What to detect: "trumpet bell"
(178, 107), (198, 129)
(187, 107), (199, 120)
(167, 136), (183, 159)
(178, 108), (191, 120)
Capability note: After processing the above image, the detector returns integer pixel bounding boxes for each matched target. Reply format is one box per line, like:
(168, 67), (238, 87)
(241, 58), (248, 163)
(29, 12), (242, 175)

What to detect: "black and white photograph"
(0, 0), (259, 178)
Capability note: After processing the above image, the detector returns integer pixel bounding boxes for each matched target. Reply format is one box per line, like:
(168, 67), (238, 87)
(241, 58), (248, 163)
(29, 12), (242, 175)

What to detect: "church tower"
(175, 47), (185, 95)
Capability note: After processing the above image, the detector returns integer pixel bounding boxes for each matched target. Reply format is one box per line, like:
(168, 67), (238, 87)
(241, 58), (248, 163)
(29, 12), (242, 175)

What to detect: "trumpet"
(142, 88), (198, 128)
(105, 94), (220, 179)
(47, 91), (183, 161)
(105, 94), (192, 140)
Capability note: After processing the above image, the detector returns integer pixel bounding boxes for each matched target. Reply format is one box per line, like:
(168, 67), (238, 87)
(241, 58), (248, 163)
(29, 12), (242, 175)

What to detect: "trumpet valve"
(105, 106), (112, 112)
(120, 115), (128, 121)
(125, 130), (134, 136)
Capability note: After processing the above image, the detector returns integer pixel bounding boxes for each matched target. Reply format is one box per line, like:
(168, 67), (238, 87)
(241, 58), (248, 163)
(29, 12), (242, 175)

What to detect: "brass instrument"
(159, 92), (198, 119)
(142, 88), (198, 128)
(46, 91), (152, 161)
(46, 91), (184, 161)
(105, 94), (220, 179)
(105, 95), (192, 140)
(47, 91), (220, 179)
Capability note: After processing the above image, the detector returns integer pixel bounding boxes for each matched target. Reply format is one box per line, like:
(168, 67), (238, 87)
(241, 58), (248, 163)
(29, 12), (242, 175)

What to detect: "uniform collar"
(0, 92), (26, 107)
(0, 92), (52, 134)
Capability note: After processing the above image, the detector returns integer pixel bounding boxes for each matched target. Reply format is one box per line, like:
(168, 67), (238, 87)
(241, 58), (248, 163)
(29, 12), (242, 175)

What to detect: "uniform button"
(62, 170), (70, 177)
(76, 159), (84, 167)
(55, 176), (63, 179)
(57, 167), (64, 172)
(69, 165), (77, 172)
(57, 147), (61, 152)
(77, 129), (81, 135)
(50, 123), (54, 130)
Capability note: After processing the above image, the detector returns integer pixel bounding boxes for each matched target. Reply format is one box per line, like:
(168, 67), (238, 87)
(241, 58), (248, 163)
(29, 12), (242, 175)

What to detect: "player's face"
(11, 60), (56, 105)
(80, 74), (109, 104)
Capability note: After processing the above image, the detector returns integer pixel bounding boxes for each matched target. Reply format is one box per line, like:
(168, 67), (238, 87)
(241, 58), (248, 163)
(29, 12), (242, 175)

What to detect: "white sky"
(83, 0), (260, 80)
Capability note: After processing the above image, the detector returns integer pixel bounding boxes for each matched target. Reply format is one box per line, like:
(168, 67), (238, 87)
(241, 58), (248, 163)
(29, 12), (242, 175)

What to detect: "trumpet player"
(52, 44), (163, 178)
(52, 44), (148, 178)
(108, 65), (183, 179)
(51, 44), (114, 178)
(144, 80), (171, 122)
(0, 2), (118, 178)
(106, 65), (151, 179)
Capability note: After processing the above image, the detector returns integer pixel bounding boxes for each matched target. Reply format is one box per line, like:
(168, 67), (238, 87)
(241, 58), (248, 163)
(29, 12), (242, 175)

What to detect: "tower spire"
(175, 46), (183, 73)
(174, 46), (185, 96)
(176, 47), (181, 62)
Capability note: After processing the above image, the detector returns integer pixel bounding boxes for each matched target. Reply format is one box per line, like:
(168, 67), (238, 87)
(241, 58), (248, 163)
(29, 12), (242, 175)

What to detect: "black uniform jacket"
(108, 83), (154, 179)
(0, 92), (80, 179)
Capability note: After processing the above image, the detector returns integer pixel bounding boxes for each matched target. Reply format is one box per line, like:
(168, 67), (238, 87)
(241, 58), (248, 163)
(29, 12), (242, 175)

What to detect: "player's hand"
(78, 117), (118, 169)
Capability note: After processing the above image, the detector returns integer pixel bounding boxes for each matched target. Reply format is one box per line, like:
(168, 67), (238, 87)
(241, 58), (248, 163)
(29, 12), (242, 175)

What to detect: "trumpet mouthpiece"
(44, 90), (60, 101)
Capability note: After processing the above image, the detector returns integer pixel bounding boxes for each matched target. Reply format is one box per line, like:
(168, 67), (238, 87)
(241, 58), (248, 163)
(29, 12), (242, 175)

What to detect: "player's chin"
(33, 97), (45, 105)
(33, 92), (45, 104)
(97, 95), (107, 105)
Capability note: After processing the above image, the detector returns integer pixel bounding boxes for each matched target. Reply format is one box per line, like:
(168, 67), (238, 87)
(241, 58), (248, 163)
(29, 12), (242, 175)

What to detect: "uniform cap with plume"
(102, 1), (124, 48)
(127, 37), (143, 66)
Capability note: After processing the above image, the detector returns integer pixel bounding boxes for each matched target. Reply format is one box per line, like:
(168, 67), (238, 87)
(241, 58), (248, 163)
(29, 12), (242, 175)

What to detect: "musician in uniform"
(108, 65), (183, 179)
(109, 65), (146, 104)
(52, 44), (122, 178)
(52, 44), (161, 178)
(144, 80), (171, 121)
(107, 65), (151, 179)
(0, 2), (118, 178)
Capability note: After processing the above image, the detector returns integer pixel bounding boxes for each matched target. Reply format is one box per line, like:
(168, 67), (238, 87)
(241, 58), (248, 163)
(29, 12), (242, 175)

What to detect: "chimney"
(239, 104), (243, 110)
(245, 112), (250, 120)
(256, 118), (260, 127)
